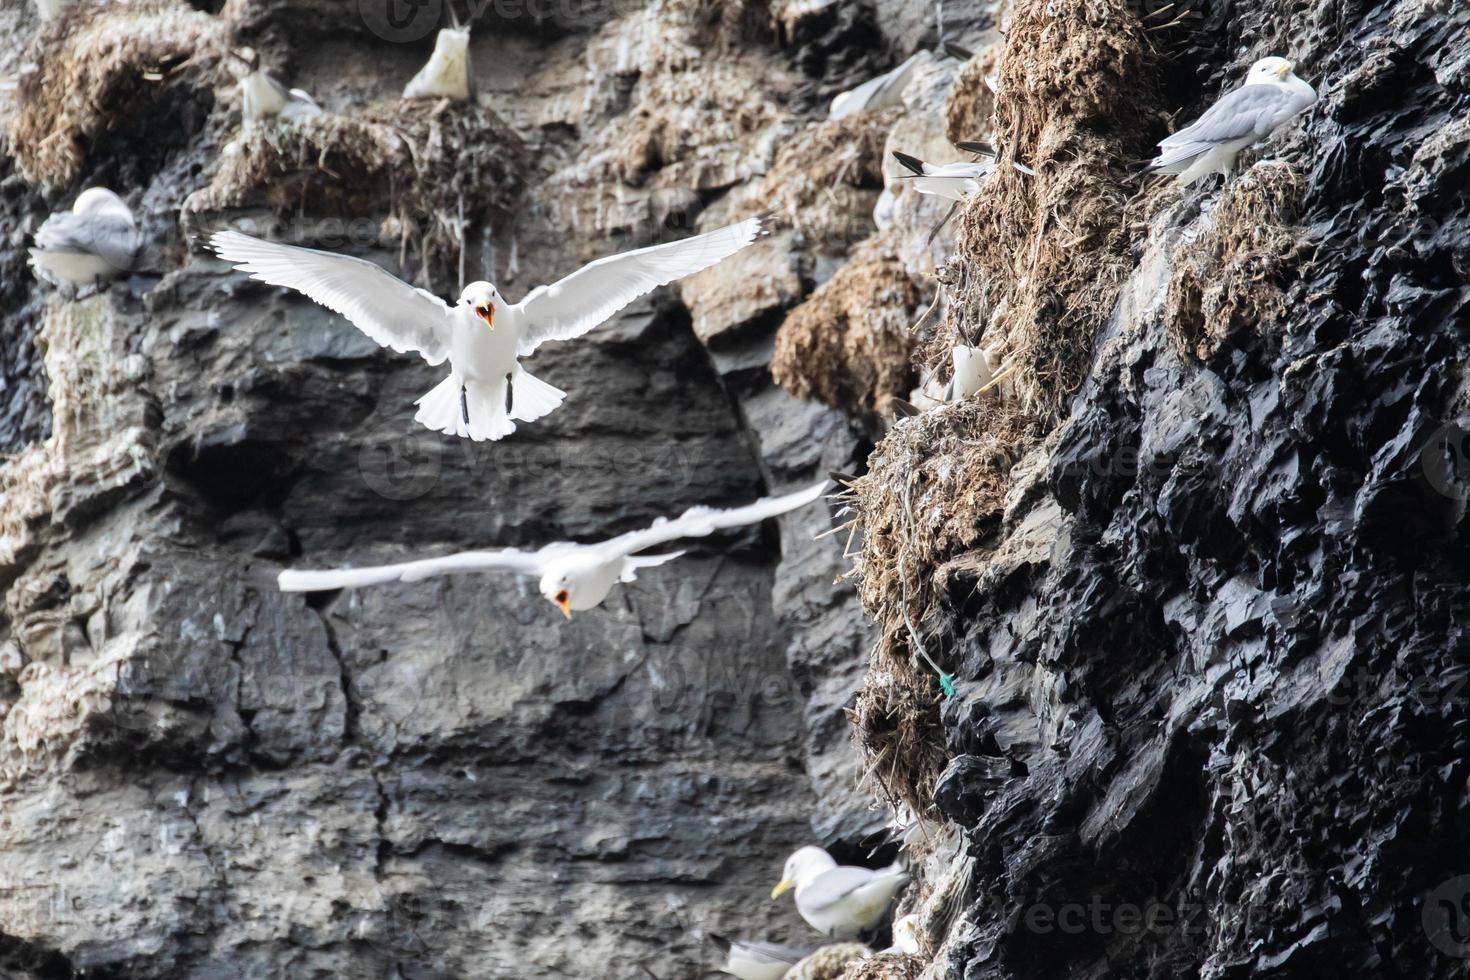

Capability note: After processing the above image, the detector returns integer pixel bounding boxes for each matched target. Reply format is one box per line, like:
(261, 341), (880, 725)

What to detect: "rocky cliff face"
(0, 0), (1465, 978)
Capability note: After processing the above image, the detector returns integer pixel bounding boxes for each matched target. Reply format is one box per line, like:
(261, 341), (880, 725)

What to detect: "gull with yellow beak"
(1144, 56), (1317, 186)
(209, 217), (761, 441)
(771, 846), (910, 939)
(265, 481), (827, 619)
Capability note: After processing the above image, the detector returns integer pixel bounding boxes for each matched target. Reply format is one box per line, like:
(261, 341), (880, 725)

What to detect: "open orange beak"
(475, 303), (495, 329)
(554, 591), (572, 619)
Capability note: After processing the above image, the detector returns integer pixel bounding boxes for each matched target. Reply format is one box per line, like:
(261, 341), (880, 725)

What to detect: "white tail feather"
(510, 368), (566, 423)
(413, 375), (515, 441)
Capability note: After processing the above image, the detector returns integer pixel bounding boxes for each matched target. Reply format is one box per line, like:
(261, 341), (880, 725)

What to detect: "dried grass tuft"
(944, 45), (1001, 144)
(1165, 162), (1304, 359)
(771, 235), (922, 418)
(841, 952), (925, 980)
(8, 0), (226, 188)
(734, 109), (896, 253)
(185, 101), (522, 279)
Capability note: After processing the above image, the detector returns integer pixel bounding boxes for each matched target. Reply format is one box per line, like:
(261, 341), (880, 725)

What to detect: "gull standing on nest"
(771, 847), (911, 939)
(259, 481), (827, 619)
(210, 216), (762, 441)
(402, 5), (474, 101)
(1143, 56), (1317, 186)
(29, 188), (138, 293)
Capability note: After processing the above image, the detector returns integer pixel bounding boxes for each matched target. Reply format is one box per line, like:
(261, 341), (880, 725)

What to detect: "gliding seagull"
(1144, 56), (1317, 186)
(209, 217), (762, 441)
(266, 481), (827, 619)
(711, 935), (812, 980)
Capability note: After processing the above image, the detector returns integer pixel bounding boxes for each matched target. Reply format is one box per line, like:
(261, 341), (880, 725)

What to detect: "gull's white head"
(771, 846), (836, 899)
(537, 568), (575, 620)
(72, 188), (132, 224)
(1247, 56), (1296, 83)
(459, 281), (503, 330)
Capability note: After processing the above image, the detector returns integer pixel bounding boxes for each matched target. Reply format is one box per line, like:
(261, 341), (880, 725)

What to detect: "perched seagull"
(885, 914), (923, 955)
(265, 481), (827, 618)
(209, 217), (761, 441)
(1144, 56), (1317, 186)
(910, 344), (994, 410)
(29, 188), (138, 292)
(771, 847), (911, 939)
(234, 49), (321, 125)
(891, 143), (1035, 203)
(710, 935), (812, 980)
(402, 8), (474, 101)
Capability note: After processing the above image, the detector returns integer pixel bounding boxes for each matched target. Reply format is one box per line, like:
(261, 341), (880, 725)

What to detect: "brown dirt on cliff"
(771, 235), (921, 417)
(184, 102), (521, 280)
(944, 45), (1000, 144)
(9, 0), (226, 188)
(735, 108), (896, 253)
(1165, 162), (1305, 359)
(853, 0), (1153, 812)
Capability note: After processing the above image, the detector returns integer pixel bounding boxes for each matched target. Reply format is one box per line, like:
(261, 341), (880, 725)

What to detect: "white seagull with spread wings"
(266, 481), (826, 618)
(1144, 56), (1317, 186)
(210, 217), (762, 441)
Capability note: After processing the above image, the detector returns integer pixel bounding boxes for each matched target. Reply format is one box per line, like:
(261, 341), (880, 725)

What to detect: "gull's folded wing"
(1152, 84), (1307, 168)
(798, 867), (885, 912)
(591, 480), (828, 561)
(515, 217), (762, 357)
(277, 549), (545, 592)
(35, 212), (138, 271)
(210, 230), (454, 365)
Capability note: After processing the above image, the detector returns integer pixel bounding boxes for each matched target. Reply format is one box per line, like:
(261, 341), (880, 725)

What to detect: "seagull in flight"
(710, 935), (812, 980)
(29, 188), (138, 292)
(1144, 56), (1317, 186)
(265, 481), (827, 618)
(771, 846), (911, 939)
(209, 217), (762, 441)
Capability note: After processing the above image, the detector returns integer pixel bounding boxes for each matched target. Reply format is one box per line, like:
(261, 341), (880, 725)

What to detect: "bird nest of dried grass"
(842, 952), (926, 980)
(8, 0), (227, 189)
(1165, 162), (1305, 359)
(733, 108), (897, 254)
(184, 101), (523, 281)
(771, 233), (923, 419)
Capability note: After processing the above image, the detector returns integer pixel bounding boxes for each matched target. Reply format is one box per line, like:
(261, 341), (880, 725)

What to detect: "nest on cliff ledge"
(771, 235), (922, 418)
(8, 0), (227, 188)
(843, 952), (925, 980)
(184, 102), (522, 279)
(1165, 163), (1305, 360)
(931, 0), (1149, 423)
(734, 109), (896, 254)
(785, 943), (872, 980)
(850, 399), (1031, 811)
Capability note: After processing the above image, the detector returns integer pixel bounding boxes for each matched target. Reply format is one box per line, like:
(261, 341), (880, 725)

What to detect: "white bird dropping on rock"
(262, 481), (828, 619)
(1144, 56), (1317, 186)
(28, 188), (138, 292)
(210, 216), (762, 441)
(771, 846), (911, 939)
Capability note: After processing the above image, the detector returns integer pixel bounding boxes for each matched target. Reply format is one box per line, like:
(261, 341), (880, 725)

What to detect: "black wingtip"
(828, 470), (861, 487)
(954, 140), (997, 157)
(708, 934), (732, 955)
(943, 41), (975, 61)
(891, 150), (926, 176)
(891, 398), (921, 418)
